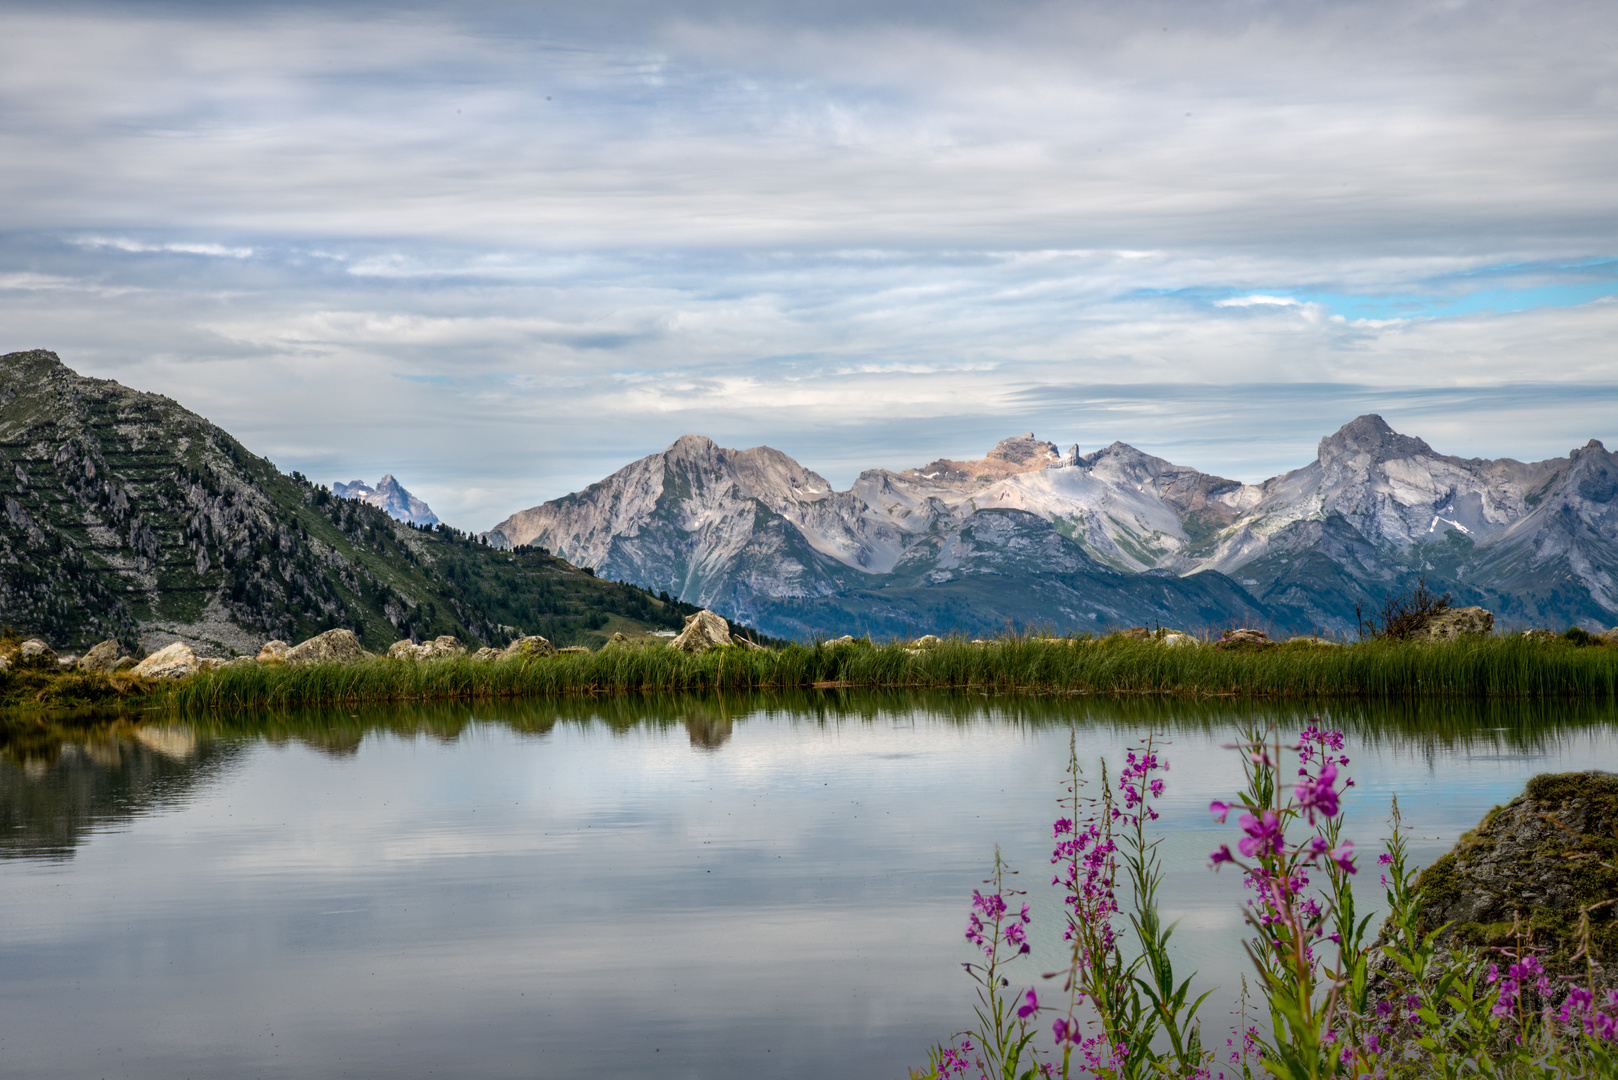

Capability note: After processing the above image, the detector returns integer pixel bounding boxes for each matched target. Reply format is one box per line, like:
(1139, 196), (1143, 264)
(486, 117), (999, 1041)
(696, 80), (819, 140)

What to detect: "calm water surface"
(3, 693), (1616, 1079)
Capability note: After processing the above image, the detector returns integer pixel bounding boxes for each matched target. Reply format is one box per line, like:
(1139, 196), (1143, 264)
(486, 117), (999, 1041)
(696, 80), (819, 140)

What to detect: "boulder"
(16, 638), (57, 667)
(914, 634), (941, 648)
(113, 656), (136, 672)
(1386, 772), (1618, 991)
(731, 634), (764, 651)
(500, 635), (556, 659)
(1115, 627), (1153, 641)
(0, 655), (9, 671)
(257, 640), (290, 662)
(418, 635), (465, 660)
(77, 639), (123, 674)
(670, 610), (733, 654)
(133, 642), (201, 680)
(607, 632), (631, 646)
(197, 657), (230, 671)
(558, 645), (591, 655)
(1161, 631), (1198, 648)
(387, 639), (419, 660)
(1600, 627), (1618, 646)
(1215, 628), (1274, 650)
(283, 629), (369, 667)
(1419, 606), (1494, 640)
(473, 647), (501, 661)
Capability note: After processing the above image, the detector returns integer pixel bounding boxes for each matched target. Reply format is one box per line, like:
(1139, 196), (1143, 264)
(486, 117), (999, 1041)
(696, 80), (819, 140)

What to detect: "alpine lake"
(3, 693), (1616, 1080)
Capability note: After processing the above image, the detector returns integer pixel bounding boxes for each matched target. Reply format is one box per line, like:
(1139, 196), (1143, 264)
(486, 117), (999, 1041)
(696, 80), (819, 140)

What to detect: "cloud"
(71, 236), (255, 259)
(0, 1), (1612, 525)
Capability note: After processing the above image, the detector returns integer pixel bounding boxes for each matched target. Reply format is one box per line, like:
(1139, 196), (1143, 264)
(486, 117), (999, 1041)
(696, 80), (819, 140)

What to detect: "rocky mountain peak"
(1317, 414), (1436, 464)
(985, 433), (1060, 468)
(334, 475), (439, 526)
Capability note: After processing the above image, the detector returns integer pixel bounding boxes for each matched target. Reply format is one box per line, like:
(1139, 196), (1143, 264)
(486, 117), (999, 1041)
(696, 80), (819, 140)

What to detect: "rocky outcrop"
(387, 635), (466, 661)
(133, 642), (201, 679)
(500, 635), (556, 659)
(1397, 772), (1618, 985)
(1418, 606), (1494, 640)
(76, 640), (123, 673)
(15, 639), (58, 667)
(283, 629), (369, 666)
(670, 610), (733, 654)
(1215, 628), (1274, 650)
(257, 640), (290, 662)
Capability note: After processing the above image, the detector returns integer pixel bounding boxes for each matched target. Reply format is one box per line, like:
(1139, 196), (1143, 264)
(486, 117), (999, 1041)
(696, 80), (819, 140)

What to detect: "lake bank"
(7, 632), (1618, 718)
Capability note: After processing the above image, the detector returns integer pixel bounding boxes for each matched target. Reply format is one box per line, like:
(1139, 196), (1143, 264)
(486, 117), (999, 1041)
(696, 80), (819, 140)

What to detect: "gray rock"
(607, 632), (631, 647)
(914, 634), (941, 648)
(113, 656), (136, 671)
(1384, 772), (1618, 992)
(133, 642), (201, 679)
(418, 635), (465, 660)
(500, 635), (557, 659)
(670, 610), (733, 654)
(77, 639), (123, 674)
(257, 640), (290, 662)
(1419, 606), (1494, 640)
(17, 638), (57, 667)
(1161, 631), (1198, 648)
(558, 645), (591, 655)
(1215, 628), (1274, 649)
(55, 655), (78, 672)
(283, 629), (369, 667)
(472, 647), (501, 661)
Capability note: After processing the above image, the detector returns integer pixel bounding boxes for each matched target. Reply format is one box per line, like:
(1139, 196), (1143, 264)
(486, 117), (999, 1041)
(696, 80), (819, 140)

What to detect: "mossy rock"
(1404, 771), (1618, 974)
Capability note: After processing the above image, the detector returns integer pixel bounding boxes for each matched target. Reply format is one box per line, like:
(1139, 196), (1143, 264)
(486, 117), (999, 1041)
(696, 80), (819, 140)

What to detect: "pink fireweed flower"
(1210, 844), (1235, 866)
(1237, 811), (1285, 859)
(1209, 800), (1232, 823)
(1295, 761), (1341, 822)
(1051, 1016), (1079, 1045)
(1017, 989), (1039, 1019)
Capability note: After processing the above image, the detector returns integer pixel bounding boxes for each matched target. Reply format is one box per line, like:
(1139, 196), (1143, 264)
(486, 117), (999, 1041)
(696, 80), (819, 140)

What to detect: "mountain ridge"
(486, 419), (1618, 638)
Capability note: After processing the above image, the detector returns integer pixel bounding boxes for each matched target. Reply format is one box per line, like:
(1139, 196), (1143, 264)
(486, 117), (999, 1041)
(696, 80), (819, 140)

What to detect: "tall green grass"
(152, 635), (1618, 711)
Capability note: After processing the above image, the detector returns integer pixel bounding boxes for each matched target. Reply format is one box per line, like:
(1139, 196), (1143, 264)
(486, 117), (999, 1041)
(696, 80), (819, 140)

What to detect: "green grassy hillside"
(0, 349), (774, 653)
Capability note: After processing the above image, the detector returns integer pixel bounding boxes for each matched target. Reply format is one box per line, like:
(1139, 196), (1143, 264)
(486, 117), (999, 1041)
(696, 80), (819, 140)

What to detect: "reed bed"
(152, 634), (1618, 710)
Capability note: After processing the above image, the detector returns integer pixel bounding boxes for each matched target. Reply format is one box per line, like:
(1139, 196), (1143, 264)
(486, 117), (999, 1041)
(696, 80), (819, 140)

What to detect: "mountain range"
(334, 475), (439, 526)
(485, 420), (1618, 639)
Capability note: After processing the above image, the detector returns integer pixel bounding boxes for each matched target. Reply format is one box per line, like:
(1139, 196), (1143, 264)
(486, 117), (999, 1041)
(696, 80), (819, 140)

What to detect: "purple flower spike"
(1295, 761), (1341, 823)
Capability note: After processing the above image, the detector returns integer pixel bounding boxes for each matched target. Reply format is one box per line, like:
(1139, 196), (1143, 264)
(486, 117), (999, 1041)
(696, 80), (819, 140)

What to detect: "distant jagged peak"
(334, 474), (439, 526)
(657, 434), (833, 501)
(900, 433), (1062, 489)
(985, 433), (1060, 468)
(1317, 414), (1436, 464)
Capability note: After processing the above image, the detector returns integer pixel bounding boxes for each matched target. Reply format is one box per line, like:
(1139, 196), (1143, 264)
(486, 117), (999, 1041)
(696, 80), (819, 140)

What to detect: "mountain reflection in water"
(3, 692), (1613, 864)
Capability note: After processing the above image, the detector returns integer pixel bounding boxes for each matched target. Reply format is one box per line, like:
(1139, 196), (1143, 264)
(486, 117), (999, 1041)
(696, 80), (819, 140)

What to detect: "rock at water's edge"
(671, 610), (732, 654)
(133, 642), (201, 679)
(1387, 771), (1618, 988)
(257, 640), (290, 662)
(500, 635), (556, 659)
(283, 629), (370, 667)
(77, 639), (123, 673)
(1420, 606), (1494, 640)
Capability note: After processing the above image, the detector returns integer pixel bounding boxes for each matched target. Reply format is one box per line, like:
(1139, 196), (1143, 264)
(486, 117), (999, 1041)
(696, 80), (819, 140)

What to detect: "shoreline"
(5, 633), (1618, 718)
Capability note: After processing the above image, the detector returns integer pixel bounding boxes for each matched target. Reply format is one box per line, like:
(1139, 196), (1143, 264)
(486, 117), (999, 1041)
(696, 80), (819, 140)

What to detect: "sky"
(1, 0), (1616, 530)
